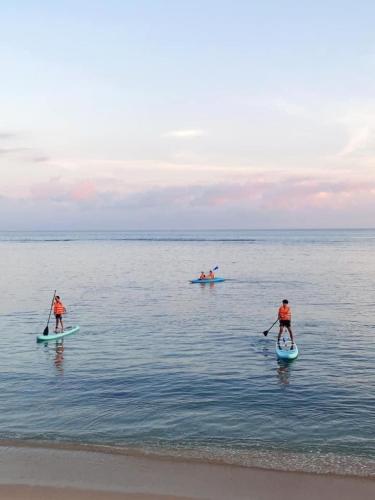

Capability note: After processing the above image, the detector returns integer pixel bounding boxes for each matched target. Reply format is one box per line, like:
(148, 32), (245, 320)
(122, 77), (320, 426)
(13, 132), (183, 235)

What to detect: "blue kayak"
(276, 340), (298, 360)
(37, 325), (80, 342)
(190, 277), (225, 284)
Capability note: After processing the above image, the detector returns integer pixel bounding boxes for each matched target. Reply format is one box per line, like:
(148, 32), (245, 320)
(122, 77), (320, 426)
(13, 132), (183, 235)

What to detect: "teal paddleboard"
(276, 339), (298, 360)
(37, 325), (80, 342)
(190, 277), (225, 283)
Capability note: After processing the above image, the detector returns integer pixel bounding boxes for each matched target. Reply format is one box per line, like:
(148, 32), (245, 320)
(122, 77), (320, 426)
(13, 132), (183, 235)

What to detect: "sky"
(1, 0), (375, 229)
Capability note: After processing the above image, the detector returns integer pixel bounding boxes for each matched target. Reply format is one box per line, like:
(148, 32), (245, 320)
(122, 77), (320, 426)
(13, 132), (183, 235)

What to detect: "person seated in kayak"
(199, 272), (206, 280)
(278, 299), (295, 349)
(54, 296), (67, 333)
(208, 270), (215, 279)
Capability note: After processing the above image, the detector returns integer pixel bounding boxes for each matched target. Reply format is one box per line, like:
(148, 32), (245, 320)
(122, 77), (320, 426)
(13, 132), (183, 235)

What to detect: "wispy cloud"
(0, 147), (29, 156)
(32, 155), (50, 163)
(336, 104), (375, 158)
(0, 131), (51, 164)
(339, 126), (371, 156)
(272, 98), (306, 116)
(0, 131), (17, 140)
(163, 129), (206, 139)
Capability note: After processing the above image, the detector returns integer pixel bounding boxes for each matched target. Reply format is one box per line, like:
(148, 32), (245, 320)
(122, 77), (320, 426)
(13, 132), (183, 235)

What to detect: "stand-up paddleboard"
(190, 277), (225, 284)
(276, 338), (298, 360)
(37, 325), (80, 342)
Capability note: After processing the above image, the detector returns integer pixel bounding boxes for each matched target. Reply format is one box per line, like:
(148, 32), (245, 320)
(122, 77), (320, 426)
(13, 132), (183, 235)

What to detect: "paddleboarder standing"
(278, 299), (295, 349)
(54, 296), (66, 333)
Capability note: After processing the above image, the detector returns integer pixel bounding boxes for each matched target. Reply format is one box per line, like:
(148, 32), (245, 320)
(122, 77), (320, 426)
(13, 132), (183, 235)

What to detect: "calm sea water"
(0, 230), (374, 475)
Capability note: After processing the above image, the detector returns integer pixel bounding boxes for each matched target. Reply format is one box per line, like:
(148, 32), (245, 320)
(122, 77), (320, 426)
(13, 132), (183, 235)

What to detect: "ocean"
(0, 229), (374, 476)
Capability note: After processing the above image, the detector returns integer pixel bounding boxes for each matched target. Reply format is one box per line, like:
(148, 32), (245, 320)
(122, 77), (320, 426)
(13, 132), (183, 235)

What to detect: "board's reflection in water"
(276, 360), (294, 386)
(54, 342), (64, 374)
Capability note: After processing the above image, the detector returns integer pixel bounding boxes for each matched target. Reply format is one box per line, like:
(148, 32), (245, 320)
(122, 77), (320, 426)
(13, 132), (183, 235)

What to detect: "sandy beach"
(0, 487), (191, 500)
(0, 444), (374, 500)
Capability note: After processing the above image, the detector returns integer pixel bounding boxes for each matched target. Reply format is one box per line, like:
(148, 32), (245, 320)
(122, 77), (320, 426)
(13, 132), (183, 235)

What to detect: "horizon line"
(0, 227), (374, 232)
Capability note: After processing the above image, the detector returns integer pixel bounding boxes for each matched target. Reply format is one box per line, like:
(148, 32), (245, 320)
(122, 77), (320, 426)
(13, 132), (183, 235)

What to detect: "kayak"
(190, 277), (225, 284)
(276, 340), (298, 360)
(36, 325), (80, 342)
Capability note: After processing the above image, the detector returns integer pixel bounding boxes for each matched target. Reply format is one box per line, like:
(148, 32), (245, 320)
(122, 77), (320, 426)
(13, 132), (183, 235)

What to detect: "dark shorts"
(280, 320), (291, 328)
(55, 314), (62, 320)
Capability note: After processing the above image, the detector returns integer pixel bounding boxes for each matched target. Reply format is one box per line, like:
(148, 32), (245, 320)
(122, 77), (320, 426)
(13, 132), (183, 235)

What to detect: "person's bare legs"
(59, 317), (64, 332)
(277, 325), (284, 346)
(287, 326), (294, 347)
(55, 317), (59, 333)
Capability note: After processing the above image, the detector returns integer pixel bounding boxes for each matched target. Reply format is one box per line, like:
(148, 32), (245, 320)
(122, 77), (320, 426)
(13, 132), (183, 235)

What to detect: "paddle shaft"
(43, 290), (56, 335)
(263, 318), (279, 336)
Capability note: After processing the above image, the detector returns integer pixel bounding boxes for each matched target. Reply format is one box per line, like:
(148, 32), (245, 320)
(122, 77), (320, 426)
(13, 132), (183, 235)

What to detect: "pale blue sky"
(1, 1), (375, 228)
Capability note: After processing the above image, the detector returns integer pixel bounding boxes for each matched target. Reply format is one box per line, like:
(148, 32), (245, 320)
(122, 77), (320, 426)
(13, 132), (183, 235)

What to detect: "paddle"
(43, 290), (56, 336)
(263, 318), (279, 337)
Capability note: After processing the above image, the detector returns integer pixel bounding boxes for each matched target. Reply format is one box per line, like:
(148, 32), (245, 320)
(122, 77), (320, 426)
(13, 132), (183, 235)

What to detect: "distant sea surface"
(0, 230), (374, 476)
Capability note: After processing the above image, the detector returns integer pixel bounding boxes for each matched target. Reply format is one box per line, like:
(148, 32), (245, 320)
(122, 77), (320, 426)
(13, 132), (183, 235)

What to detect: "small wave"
(0, 238), (258, 243)
(2, 239), (75, 243)
(1, 438), (374, 477)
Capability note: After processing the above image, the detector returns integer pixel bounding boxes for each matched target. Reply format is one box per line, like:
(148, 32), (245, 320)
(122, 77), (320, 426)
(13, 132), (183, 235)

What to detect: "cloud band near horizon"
(1, 166), (374, 230)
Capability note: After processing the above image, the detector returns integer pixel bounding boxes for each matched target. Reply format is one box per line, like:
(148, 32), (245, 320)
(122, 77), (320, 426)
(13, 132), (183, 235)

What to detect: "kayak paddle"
(263, 319), (279, 336)
(43, 290), (56, 336)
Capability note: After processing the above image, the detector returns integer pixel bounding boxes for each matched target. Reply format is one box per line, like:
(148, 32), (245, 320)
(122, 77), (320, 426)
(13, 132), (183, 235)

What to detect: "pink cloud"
(70, 180), (96, 201)
(2, 170), (375, 229)
(135, 176), (373, 213)
(22, 172), (375, 218)
(29, 178), (97, 203)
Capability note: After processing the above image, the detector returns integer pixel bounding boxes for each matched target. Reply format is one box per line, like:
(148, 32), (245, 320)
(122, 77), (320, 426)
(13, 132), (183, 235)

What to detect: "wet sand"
(0, 445), (374, 500)
(0, 486), (192, 500)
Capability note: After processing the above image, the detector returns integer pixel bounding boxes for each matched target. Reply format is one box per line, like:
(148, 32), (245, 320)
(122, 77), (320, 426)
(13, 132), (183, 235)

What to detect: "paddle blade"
(263, 330), (268, 336)
(43, 326), (49, 336)
(213, 266), (219, 271)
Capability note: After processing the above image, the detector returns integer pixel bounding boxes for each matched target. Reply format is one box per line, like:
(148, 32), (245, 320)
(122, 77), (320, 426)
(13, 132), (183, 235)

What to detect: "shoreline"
(1, 438), (374, 478)
(0, 486), (193, 500)
(0, 444), (374, 500)
(0, 438), (374, 478)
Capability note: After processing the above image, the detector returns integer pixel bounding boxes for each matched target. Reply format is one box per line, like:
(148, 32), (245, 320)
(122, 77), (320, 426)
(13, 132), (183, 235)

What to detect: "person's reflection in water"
(199, 282), (216, 290)
(54, 341), (64, 374)
(277, 360), (292, 386)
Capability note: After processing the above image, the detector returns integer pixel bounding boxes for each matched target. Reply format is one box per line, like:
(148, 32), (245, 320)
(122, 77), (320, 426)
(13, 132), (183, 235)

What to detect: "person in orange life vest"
(208, 270), (215, 279)
(199, 272), (206, 280)
(53, 296), (67, 332)
(278, 299), (294, 349)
